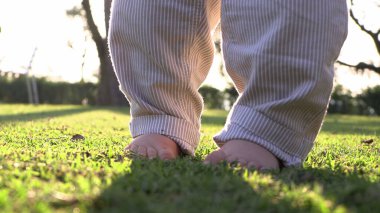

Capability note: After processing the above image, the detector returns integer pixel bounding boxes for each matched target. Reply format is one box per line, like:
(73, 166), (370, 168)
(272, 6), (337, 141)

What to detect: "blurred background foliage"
(0, 74), (97, 105)
(1, 71), (379, 116)
(0, 0), (379, 116)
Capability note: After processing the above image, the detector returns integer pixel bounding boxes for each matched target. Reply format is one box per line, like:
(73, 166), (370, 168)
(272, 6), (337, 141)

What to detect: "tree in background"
(213, 25), (239, 109)
(68, 0), (126, 105)
(199, 86), (224, 109)
(329, 84), (364, 115)
(223, 86), (239, 110)
(337, 0), (380, 75)
(360, 86), (380, 115)
(327, 84), (377, 116)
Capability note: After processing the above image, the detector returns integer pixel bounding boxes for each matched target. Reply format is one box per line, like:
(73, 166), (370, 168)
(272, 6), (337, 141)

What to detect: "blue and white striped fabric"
(108, 0), (348, 166)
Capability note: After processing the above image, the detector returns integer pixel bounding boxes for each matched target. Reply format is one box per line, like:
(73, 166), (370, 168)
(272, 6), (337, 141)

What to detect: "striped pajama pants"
(108, 0), (348, 166)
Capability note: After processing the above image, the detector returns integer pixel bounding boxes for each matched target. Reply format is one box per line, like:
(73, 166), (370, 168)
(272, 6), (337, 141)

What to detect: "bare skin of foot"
(204, 140), (280, 170)
(125, 134), (180, 160)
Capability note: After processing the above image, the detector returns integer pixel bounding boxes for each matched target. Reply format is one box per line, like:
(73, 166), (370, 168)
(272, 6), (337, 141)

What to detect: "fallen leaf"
(361, 139), (374, 145)
(52, 192), (78, 205)
(71, 134), (85, 141)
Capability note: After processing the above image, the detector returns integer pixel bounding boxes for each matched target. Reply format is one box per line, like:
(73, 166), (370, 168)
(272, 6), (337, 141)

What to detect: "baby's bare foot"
(125, 134), (180, 160)
(204, 140), (280, 170)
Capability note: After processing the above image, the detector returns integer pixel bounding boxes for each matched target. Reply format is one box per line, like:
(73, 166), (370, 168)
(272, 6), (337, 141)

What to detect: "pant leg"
(214, 0), (348, 166)
(108, 0), (221, 155)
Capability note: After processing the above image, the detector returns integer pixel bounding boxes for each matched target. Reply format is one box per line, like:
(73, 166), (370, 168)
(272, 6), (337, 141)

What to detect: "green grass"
(0, 104), (379, 213)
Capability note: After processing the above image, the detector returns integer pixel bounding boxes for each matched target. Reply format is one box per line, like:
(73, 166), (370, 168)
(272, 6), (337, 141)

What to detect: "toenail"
(159, 152), (175, 160)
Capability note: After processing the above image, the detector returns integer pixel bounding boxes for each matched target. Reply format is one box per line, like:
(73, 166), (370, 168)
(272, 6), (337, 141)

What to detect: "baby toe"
(247, 161), (263, 170)
(125, 143), (140, 158)
(124, 143), (135, 152)
(226, 155), (239, 164)
(158, 150), (177, 160)
(237, 158), (248, 167)
(204, 149), (227, 165)
(137, 146), (147, 157)
(129, 143), (139, 152)
(147, 147), (158, 159)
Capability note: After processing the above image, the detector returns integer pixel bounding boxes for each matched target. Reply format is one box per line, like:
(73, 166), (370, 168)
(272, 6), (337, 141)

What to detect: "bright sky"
(0, 0), (105, 83)
(0, 0), (379, 94)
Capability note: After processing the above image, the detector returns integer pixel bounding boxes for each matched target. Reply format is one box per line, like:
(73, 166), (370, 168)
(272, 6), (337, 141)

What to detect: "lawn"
(0, 104), (379, 213)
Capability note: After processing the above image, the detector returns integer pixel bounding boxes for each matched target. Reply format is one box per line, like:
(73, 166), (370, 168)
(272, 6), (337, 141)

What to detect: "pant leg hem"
(130, 115), (199, 156)
(213, 105), (314, 167)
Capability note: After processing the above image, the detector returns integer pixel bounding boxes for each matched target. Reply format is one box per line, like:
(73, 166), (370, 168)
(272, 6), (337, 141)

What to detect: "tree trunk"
(97, 39), (126, 105)
(82, 0), (127, 105)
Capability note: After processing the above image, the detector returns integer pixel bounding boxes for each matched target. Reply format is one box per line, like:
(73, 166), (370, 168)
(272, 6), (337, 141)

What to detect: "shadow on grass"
(88, 159), (289, 213)
(0, 107), (95, 123)
(87, 159), (379, 213)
